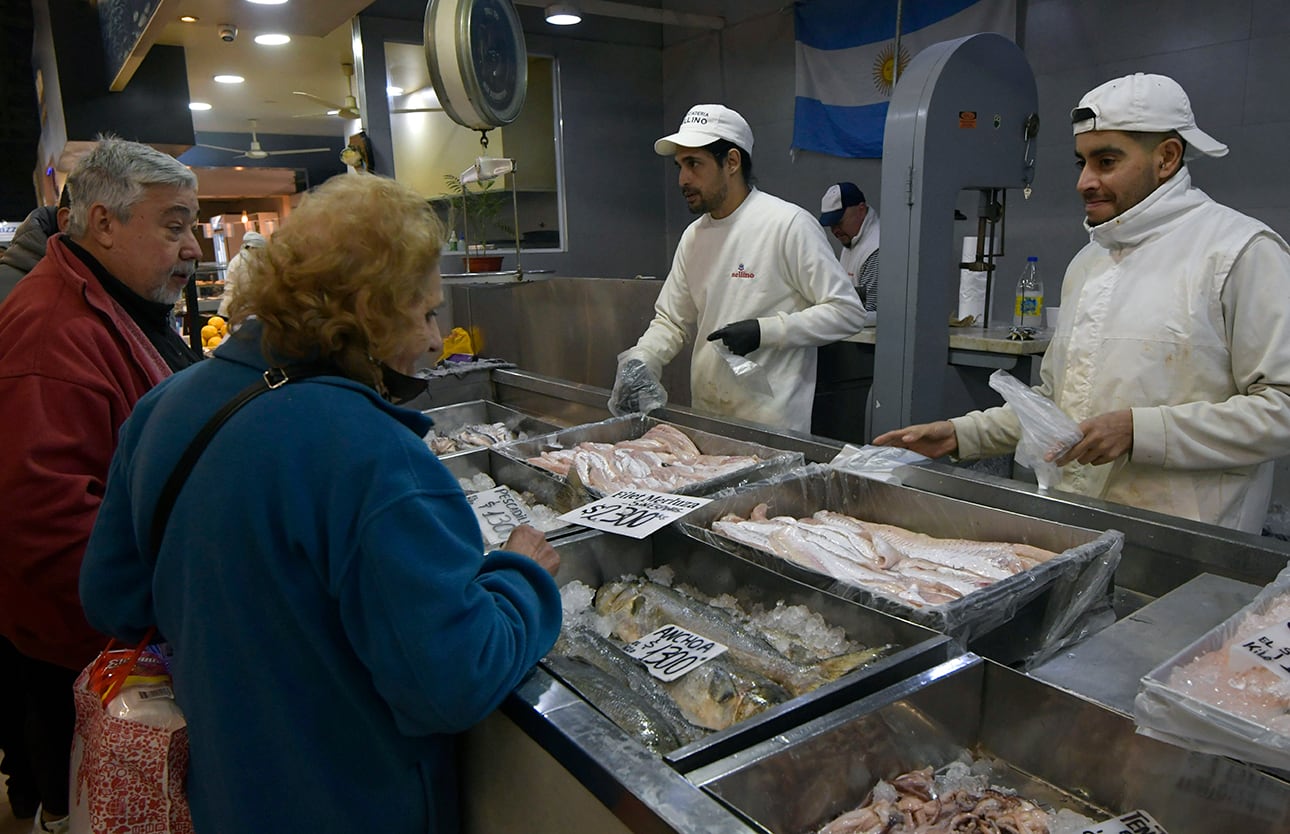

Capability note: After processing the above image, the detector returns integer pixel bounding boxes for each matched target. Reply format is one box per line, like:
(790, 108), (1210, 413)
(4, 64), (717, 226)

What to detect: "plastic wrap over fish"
(493, 414), (805, 503)
(1135, 561), (1290, 772)
(680, 465), (1123, 665)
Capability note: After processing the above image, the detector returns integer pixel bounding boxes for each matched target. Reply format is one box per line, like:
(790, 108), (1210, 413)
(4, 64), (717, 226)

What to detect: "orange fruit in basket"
(200, 325), (218, 341)
(205, 335), (222, 349)
(208, 316), (227, 333)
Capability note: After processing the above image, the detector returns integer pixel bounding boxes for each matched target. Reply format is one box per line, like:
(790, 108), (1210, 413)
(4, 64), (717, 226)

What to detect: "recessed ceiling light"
(189, 102), (212, 111)
(545, 4), (581, 25)
(254, 33), (291, 46)
(387, 86), (404, 96)
(246, 0), (288, 5)
(326, 109), (340, 116)
(179, 15), (199, 23)
(213, 74), (245, 84)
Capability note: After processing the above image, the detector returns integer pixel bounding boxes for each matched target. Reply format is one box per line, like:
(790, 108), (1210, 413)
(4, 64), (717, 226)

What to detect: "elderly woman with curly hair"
(79, 173), (562, 834)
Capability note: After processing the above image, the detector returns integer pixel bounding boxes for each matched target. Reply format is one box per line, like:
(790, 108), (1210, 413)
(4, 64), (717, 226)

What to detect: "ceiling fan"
(293, 62), (362, 119)
(197, 119), (331, 160)
(390, 82), (445, 115)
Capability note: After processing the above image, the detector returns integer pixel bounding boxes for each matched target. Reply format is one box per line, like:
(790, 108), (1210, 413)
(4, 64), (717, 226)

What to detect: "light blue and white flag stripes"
(794, 0), (1017, 158)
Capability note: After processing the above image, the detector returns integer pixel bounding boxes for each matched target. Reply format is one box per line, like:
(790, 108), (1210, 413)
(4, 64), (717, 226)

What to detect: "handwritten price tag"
(1082, 810), (1169, 834)
(466, 486), (533, 547)
(558, 489), (712, 539)
(1228, 621), (1290, 682)
(620, 624), (728, 682)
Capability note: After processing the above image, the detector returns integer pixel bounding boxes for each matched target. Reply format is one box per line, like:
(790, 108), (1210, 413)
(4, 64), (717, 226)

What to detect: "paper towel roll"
(958, 236), (988, 323)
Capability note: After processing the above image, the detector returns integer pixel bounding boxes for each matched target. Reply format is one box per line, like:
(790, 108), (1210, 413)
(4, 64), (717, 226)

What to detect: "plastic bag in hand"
(988, 369), (1082, 490)
(609, 351), (667, 416)
(711, 341), (772, 396)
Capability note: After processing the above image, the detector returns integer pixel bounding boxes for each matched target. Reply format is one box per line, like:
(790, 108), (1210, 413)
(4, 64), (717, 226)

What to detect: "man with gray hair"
(0, 135), (201, 832)
(875, 74), (1290, 533)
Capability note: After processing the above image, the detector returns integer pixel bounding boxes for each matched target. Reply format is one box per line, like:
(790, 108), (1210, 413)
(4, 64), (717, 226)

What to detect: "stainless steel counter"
(432, 369), (1290, 832)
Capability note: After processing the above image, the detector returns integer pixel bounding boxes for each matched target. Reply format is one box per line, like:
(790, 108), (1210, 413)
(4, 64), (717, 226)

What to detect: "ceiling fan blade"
(391, 108), (444, 114)
(196, 143), (249, 154)
(263, 148), (332, 156)
(292, 91), (344, 109)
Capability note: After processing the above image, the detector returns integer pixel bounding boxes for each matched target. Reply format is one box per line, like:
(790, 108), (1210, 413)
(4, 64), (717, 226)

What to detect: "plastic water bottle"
(448, 230), (459, 251)
(1013, 256), (1043, 328)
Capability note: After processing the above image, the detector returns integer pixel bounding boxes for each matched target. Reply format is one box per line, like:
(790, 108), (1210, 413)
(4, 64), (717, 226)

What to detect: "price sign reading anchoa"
(559, 489), (712, 539)
(1228, 621), (1290, 683)
(621, 624), (728, 682)
(1082, 810), (1169, 834)
(466, 486), (533, 548)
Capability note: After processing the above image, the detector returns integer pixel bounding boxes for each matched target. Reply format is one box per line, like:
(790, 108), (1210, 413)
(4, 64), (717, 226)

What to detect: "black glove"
(706, 320), (760, 356)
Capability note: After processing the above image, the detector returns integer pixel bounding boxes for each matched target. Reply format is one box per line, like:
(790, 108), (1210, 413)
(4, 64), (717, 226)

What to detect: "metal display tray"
(440, 448), (578, 540)
(493, 414), (805, 506)
(689, 654), (1290, 834)
(545, 526), (956, 774)
(680, 467), (1122, 665)
(422, 399), (561, 458)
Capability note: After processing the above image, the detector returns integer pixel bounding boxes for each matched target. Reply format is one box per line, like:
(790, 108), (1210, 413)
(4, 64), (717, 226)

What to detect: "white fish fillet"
(712, 507), (1056, 609)
(527, 425), (761, 493)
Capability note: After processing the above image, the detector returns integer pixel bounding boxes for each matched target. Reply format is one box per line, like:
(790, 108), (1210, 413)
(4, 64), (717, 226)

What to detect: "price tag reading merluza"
(558, 489), (712, 539)
(1227, 620), (1290, 682)
(466, 486), (532, 548)
(620, 624), (727, 682)
(1082, 810), (1169, 834)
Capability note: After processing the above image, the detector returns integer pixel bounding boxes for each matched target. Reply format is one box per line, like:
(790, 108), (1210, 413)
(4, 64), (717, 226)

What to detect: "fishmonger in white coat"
(609, 105), (866, 433)
(875, 74), (1290, 533)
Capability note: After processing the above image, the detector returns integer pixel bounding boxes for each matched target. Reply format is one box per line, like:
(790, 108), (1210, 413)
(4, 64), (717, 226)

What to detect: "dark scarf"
(63, 237), (202, 372)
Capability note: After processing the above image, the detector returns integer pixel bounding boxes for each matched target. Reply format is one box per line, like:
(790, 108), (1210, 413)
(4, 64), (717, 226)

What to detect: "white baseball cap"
(1071, 73), (1227, 159)
(655, 104), (754, 157)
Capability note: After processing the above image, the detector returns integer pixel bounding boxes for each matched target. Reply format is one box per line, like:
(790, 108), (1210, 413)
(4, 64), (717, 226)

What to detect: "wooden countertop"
(843, 325), (1051, 355)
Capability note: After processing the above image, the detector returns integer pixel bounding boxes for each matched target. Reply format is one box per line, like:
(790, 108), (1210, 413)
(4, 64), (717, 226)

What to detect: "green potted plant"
(442, 174), (513, 272)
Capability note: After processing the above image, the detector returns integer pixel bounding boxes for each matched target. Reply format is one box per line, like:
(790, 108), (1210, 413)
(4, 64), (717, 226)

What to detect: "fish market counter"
(439, 369), (1290, 833)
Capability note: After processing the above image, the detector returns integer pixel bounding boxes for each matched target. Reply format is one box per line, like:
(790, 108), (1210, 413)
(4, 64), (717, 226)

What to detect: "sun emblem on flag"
(872, 43), (911, 97)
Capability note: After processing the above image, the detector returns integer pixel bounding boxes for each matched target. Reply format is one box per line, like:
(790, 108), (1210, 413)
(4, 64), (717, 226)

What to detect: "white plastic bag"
(828, 444), (930, 485)
(711, 342), (772, 396)
(988, 370), (1082, 490)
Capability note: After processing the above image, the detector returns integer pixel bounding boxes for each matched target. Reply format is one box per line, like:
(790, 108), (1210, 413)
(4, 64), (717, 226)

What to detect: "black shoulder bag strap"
(148, 363), (334, 556)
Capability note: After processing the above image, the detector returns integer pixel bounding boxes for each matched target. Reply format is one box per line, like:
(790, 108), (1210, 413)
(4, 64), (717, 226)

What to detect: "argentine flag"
(794, 0), (1017, 158)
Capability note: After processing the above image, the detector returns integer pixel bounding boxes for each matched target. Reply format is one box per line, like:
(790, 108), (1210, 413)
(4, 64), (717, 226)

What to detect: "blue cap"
(819, 182), (865, 226)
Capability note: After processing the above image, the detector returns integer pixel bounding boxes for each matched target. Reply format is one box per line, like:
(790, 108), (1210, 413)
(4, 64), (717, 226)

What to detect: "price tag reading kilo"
(466, 486), (533, 548)
(1227, 620), (1290, 682)
(1082, 810), (1168, 834)
(620, 624), (727, 682)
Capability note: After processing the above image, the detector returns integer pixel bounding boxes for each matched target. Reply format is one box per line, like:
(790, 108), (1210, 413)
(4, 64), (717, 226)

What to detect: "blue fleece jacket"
(81, 322), (562, 833)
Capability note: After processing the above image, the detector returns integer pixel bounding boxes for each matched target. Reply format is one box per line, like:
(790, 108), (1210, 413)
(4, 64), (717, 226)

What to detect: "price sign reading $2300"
(558, 489), (712, 539)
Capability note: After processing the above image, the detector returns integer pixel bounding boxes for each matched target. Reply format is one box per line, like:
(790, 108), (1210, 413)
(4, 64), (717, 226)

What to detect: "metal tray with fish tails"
(491, 414), (806, 504)
(421, 399), (562, 458)
(679, 466), (1124, 666)
(689, 653), (1290, 834)
(440, 448), (579, 540)
(544, 527), (956, 774)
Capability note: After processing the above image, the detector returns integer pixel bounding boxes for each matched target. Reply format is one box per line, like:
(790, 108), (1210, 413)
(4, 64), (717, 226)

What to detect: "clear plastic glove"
(706, 319), (760, 356)
(608, 353), (667, 416)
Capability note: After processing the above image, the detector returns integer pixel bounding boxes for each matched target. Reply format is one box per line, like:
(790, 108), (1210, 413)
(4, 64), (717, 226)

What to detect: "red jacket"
(0, 235), (171, 669)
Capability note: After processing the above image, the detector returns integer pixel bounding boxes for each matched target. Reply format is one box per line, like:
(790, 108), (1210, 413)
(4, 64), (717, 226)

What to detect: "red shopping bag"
(69, 632), (194, 834)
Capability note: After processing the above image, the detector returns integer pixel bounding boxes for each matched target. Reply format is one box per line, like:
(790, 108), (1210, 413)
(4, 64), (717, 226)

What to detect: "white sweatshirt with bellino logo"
(628, 188), (866, 432)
